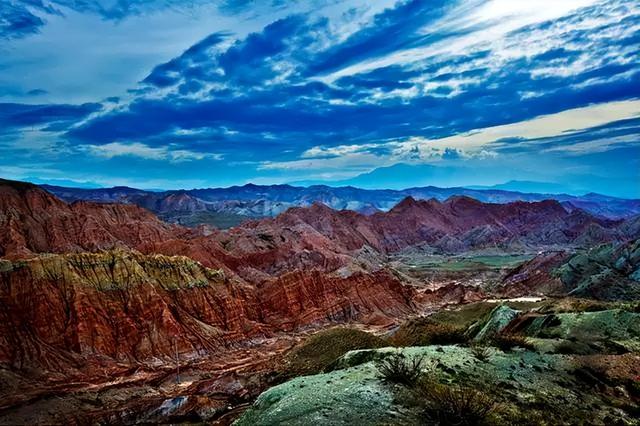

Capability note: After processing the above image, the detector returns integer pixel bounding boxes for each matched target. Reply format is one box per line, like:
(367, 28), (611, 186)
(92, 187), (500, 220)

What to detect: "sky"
(0, 0), (638, 197)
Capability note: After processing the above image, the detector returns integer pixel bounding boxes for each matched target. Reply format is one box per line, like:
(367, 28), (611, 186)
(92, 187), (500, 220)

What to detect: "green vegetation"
(428, 302), (498, 329)
(375, 352), (426, 386)
(279, 327), (385, 378)
(162, 211), (251, 229)
(390, 319), (468, 346)
(400, 253), (534, 272)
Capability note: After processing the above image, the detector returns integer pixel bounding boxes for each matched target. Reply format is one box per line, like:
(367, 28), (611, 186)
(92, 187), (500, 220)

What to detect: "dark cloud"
(442, 147), (462, 160)
(0, 102), (101, 129)
(26, 88), (48, 96)
(0, 1), (46, 39)
(142, 31), (230, 87)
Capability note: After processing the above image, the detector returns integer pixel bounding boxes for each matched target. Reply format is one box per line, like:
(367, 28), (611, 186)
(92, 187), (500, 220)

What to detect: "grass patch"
(402, 254), (534, 272)
(409, 378), (498, 426)
(279, 327), (385, 378)
(390, 319), (469, 347)
(491, 333), (534, 351)
(428, 302), (498, 329)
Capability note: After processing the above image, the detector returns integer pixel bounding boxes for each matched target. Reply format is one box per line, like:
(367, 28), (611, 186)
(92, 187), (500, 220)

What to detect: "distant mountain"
(295, 164), (639, 199)
(293, 163), (463, 190)
(3, 178), (637, 261)
(468, 180), (579, 195)
(36, 180), (640, 228)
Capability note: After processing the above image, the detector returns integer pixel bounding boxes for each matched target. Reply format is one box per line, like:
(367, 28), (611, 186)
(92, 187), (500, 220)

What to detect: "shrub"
(375, 352), (426, 387)
(390, 319), (469, 347)
(469, 343), (492, 361)
(491, 333), (534, 351)
(410, 377), (497, 426)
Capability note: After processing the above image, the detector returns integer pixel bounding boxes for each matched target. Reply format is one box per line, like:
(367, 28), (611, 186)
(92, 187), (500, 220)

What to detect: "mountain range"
(39, 180), (640, 230)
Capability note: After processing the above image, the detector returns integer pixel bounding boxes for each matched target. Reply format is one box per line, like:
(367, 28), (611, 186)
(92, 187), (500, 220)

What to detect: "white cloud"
(80, 142), (222, 162)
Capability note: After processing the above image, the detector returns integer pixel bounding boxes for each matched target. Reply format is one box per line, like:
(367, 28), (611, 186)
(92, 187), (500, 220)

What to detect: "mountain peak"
(390, 196), (420, 212)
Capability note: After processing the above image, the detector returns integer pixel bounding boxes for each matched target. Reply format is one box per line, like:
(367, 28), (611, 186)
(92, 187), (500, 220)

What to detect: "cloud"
(1, 0), (639, 194)
(442, 147), (462, 160)
(26, 88), (48, 96)
(79, 141), (222, 162)
(0, 102), (101, 129)
(305, 0), (464, 76)
(0, 1), (47, 39)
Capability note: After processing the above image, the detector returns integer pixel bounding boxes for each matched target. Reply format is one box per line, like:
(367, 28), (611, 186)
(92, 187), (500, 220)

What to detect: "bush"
(375, 352), (426, 387)
(410, 377), (497, 426)
(491, 333), (534, 351)
(390, 319), (469, 347)
(469, 343), (492, 361)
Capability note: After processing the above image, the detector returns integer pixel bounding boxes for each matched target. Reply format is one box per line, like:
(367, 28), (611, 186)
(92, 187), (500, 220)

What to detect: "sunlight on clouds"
(414, 99), (640, 152)
(265, 99), (640, 173)
(321, 0), (600, 82)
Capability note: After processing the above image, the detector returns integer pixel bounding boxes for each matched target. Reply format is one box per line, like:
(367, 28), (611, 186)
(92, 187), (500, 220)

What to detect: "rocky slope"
(0, 251), (413, 374)
(492, 239), (640, 301)
(556, 239), (640, 300)
(0, 179), (186, 259)
(236, 302), (640, 425)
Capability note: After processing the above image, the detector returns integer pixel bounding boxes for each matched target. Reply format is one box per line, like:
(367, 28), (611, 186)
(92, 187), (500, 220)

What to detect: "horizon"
(5, 175), (638, 201)
(1, 1), (639, 197)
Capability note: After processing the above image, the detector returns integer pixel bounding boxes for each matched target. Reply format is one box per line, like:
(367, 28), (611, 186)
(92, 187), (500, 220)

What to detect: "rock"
(557, 239), (640, 300)
(235, 345), (635, 425)
(473, 305), (520, 342)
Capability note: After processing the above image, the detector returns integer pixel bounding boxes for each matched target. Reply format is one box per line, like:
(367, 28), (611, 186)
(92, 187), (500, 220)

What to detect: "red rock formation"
(0, 251), (415, 373)
(0, 179), (631, 375)
(257, 269), (414, 330)
(0, 180), (186, 259)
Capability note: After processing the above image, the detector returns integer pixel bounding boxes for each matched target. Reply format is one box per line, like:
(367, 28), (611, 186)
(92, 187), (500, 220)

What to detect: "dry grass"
(390, 319), (469, 347)
(469, 342), (492, 361)
(491, 333), (534, 351)
(375, 352), (427, 387)
(410, 377), (497, 426)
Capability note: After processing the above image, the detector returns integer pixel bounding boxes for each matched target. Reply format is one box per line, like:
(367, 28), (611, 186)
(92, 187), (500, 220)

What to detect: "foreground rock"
(235, 345), (639, 425)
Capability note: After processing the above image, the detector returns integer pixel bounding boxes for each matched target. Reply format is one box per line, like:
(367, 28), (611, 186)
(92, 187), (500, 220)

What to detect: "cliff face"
(0, 251), (414, 372)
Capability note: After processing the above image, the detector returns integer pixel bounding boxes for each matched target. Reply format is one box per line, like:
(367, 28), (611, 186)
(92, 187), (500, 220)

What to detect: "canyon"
(0, 178), (639, 424)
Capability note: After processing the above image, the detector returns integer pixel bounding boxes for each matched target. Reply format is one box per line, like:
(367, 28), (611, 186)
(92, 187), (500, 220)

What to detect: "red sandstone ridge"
(495, 251), (570, 297)
(0, 251), (413, 373)
(0, 179), (189, 259)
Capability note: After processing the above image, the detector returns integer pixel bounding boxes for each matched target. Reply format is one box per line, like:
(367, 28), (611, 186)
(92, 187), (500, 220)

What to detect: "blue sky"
(0, 0), (638, 197)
